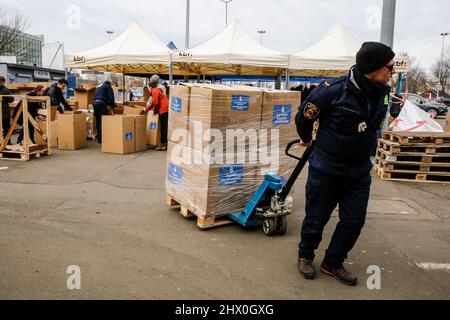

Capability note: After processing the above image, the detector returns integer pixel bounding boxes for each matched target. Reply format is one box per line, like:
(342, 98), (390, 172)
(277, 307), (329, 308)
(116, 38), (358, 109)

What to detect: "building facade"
(0, 27), (44, 67)
(0, 62), (65, 84)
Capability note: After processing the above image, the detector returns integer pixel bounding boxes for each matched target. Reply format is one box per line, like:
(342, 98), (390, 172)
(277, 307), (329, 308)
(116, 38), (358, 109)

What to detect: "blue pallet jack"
(228, 140), (314, 236)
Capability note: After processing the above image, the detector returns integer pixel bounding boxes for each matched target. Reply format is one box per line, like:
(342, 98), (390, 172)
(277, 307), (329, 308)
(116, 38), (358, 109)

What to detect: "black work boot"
(320, 263), (358, 286)
(298, 258), (316, 280)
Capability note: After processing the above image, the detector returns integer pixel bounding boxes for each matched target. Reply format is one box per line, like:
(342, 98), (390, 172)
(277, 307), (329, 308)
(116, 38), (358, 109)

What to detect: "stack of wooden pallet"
(375, 131), (450, 184)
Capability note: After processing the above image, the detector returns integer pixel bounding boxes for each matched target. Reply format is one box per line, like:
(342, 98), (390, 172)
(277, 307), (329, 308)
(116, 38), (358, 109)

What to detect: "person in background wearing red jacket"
(145, 75), (169, 151)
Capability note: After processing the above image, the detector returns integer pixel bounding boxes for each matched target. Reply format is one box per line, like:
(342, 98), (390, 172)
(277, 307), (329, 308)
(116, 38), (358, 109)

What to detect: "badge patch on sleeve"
(303, 102), (320, 120)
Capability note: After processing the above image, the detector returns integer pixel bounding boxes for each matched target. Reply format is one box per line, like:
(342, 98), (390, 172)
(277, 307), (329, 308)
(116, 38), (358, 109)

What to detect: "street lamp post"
(106, 30), (114, 42)
(185, 0), (190, 49)
(437, 32), (449, 100)
(258, 30), (266, 45)
(219, 0), (233, 27)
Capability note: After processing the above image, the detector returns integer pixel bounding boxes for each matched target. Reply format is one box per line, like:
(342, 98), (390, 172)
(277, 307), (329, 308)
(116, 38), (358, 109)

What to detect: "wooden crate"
(0, 95), (52, 161)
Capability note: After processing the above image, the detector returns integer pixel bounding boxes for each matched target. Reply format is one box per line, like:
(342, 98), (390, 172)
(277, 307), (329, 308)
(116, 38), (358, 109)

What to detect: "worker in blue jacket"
(296, 42), (395, 286)
(93, 81), (116, 144)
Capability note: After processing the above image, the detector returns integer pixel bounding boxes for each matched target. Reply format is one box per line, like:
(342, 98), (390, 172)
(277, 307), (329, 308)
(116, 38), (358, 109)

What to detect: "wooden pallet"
(383, 132), (450, 145)
(376, 148), (450, 164)
(375, 164), (450, 184)
(378, 139), (450, 155)
(0, 148), (48, 161)
(375, 157), (450, 174)
(167, 195), (235, 230)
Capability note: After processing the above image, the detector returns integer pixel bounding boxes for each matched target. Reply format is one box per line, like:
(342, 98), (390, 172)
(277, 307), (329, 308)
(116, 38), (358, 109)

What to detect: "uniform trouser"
(93, 102), (108, 143)
(17, 123), (35, 144)
(299, 168), (371, 269)
(2, 115), (11, 141)
(17, 110), (38, 144)
(159, 112), (168, 145)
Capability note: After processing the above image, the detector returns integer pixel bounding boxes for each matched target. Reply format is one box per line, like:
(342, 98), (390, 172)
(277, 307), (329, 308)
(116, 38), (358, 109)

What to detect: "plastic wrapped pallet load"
(166, 83), (301, 220)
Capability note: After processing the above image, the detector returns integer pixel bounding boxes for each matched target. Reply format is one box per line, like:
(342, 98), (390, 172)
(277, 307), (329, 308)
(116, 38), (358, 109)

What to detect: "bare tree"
(432, 47), (450, 94)
(407, 64), (428, 93)
(0, 8), (30, 60)
(392, 52), (429, 93)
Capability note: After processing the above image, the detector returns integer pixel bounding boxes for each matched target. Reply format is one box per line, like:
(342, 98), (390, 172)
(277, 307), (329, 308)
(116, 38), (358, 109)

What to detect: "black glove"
(65, 106), (73, 112)
(57, 107), (64, 114)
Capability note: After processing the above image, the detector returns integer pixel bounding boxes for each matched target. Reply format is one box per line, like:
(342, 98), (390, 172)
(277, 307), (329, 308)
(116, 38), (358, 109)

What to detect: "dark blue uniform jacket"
(93, 82), (115, 108)
(296, 67), (391, 179)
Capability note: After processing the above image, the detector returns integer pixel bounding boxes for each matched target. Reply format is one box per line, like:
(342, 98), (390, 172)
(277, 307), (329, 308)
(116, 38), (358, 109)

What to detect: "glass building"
(0, 26), (44, 67)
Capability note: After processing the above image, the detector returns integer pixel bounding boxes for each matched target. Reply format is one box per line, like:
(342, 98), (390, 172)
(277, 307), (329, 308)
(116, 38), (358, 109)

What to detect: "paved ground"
(0, 140), (449, 300)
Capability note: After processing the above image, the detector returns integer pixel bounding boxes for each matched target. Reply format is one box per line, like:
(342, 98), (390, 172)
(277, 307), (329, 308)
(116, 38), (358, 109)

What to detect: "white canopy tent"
(65, 22), (172, 75)
(172, 20), (289, 76)
(288, 23), (362, 77)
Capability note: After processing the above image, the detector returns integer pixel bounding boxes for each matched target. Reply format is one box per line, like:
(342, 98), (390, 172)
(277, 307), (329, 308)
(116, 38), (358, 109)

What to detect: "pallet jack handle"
(278, 140), (315, 202)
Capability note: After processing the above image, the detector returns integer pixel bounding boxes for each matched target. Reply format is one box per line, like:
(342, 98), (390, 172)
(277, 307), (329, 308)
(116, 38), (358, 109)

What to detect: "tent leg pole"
(275, 75), (281, 90)
(169, 62), (174, 85)
(285, 69), (290, 90)
(122, 73), (126, 103)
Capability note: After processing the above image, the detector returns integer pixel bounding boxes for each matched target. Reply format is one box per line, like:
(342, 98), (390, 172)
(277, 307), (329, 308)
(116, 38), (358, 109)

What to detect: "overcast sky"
(1, 0), (448, 71)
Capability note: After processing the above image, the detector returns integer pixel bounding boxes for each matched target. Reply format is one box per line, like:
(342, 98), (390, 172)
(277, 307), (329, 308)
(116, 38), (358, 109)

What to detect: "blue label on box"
(168, 163), (184, 186)
(231, 95), (250, 111)
(272, 105), (292, 125)
(219, 165), (244, 186)
(125, 132), (133, 141)
(150, 122), (157, 130)
(171, 97), (182, 113)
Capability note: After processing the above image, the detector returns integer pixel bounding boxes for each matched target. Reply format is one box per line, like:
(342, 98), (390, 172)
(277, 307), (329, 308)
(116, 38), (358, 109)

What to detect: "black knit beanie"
(356, 42), (396, 75)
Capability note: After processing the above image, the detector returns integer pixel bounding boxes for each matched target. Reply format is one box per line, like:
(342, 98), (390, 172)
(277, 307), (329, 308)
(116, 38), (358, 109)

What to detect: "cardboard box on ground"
(57, 112), (87, 150)
(101, 105), (147, 155)
(166, 84), (301, 218)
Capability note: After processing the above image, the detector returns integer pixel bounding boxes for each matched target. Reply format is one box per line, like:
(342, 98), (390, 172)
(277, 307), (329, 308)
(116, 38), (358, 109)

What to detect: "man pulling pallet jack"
(229, 42), (396, 287)
(295, 42), (396, 286)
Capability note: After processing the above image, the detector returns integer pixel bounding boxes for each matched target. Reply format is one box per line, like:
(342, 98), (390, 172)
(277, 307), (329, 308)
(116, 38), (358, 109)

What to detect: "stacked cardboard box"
(168, 84), (191, 145)
(259, 90), (301, 180)
(167, 84), (301, 219)
(167, 84), (278, 218)
(189, 84), (263, 155)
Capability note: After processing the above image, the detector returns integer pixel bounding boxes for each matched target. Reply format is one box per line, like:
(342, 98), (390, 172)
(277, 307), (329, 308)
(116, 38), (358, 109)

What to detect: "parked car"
(400, 93), (448, 118)
(437, 97), (450, 107)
